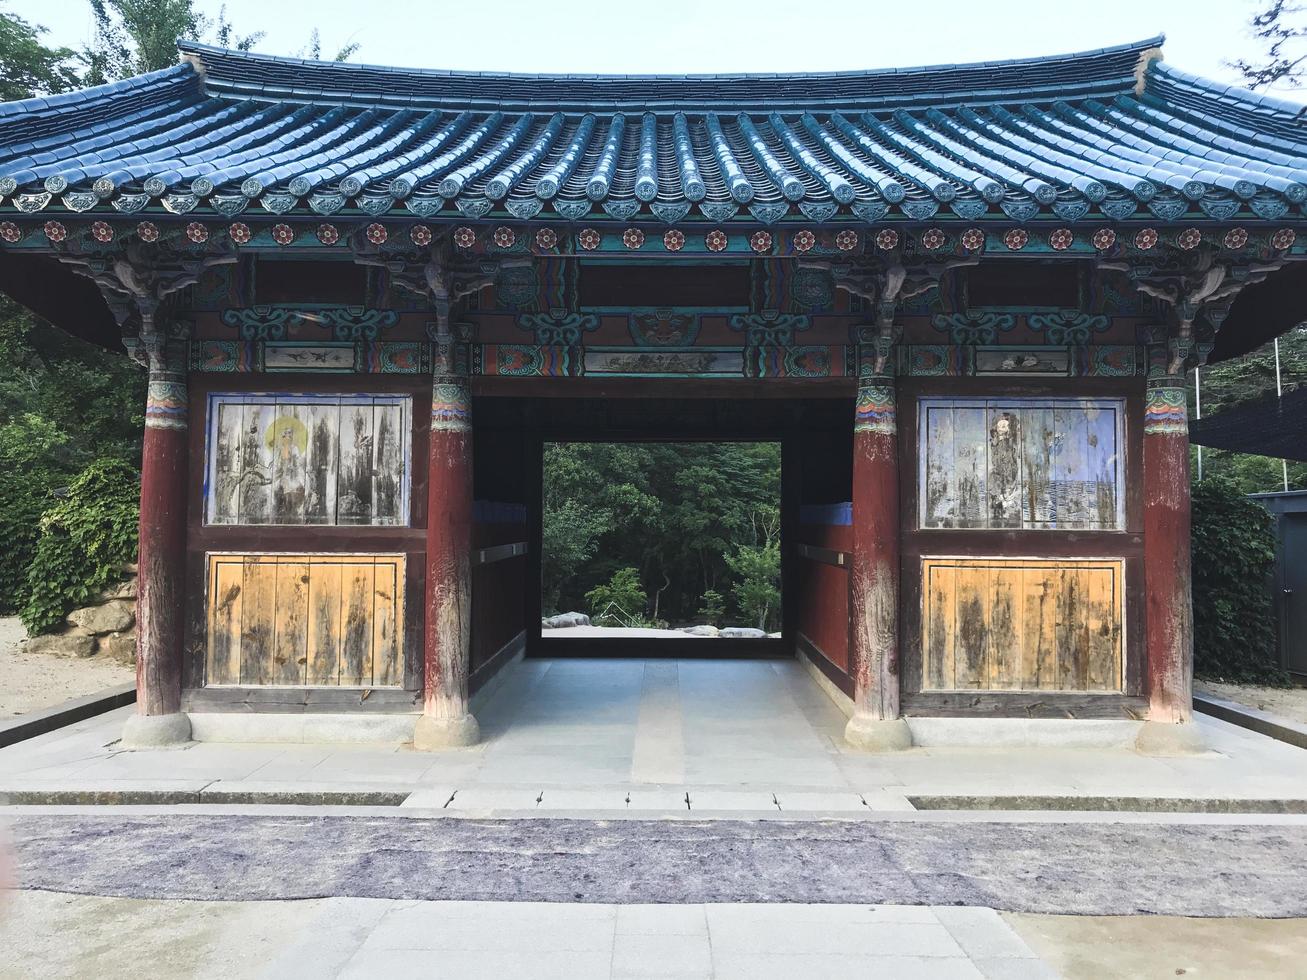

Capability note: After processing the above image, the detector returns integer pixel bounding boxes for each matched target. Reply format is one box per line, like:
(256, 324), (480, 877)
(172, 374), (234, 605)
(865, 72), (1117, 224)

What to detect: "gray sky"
(7, 0), (1296, 97)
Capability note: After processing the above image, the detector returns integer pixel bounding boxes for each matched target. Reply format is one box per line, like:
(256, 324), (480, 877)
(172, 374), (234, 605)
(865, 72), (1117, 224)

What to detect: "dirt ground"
(0, 616), (134, 719)
(1195, 679), (1307, 726)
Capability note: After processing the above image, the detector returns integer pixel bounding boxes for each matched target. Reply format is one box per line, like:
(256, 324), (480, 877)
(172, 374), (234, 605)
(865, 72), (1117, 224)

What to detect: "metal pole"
(1274, 337), (1289, 491)
(1193, 365), (1203, 481)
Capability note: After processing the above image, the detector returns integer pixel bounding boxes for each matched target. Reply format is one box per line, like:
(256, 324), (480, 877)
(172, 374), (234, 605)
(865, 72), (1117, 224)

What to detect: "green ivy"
(21, 458), (140, 635)
(1191, 477), (1287, 685)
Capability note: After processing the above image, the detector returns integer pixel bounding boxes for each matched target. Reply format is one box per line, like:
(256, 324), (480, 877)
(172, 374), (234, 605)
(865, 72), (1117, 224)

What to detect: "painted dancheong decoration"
(0, 32), (1303, 750)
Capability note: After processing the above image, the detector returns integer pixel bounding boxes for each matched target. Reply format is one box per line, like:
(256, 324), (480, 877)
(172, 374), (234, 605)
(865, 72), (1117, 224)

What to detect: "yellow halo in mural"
(265, 415), (309, 453)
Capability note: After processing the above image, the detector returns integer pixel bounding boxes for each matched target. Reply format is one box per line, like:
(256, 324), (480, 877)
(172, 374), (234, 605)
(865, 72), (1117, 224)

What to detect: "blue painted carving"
(1198, 195), (1240, 220)
(1099, 196), (1137, 220)
(1051, 198), (1090, 222)
(1146, 194), (1187, 221)
(603, 200), (641, 221)
(257, 193), (295, 214)
(791, 267), (835, 309)
(851, 202), (889, 222)
(553, 199), (592, 220)
(210, 195), (247, 216)
(651, 202), (691, 224)
(749, 202), (789, 225)
(455, 197), (494, 218)
(310, 193), (347, 215)
(14, 193), (51, 212)
(1249, 194), (1290, 220)
(700, 202), (739, 222)
(949, 199), (989, 219)
(357, 196), (393, 216)
(517, 309), (600, 344)
(1027, 310), (1111, 345)
(220, 306), (398, 341)
(60, 192), (97, 212)
(999, 198), (1039, 222)
(902, 199), (941, 219)
(404, 196), (443, 217)
(798, 202), (838, 223)
(494, 265), (540, 308)
(506, 198), (544, 219)
(729, 312), (811, 344)
(932, 311), (1016, 344)
(628, 310), (700, 346)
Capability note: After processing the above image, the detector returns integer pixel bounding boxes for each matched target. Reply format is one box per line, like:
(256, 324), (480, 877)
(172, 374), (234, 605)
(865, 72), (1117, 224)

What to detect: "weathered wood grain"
(921, 558), (1123, 693)
(205, 553), (405, 689)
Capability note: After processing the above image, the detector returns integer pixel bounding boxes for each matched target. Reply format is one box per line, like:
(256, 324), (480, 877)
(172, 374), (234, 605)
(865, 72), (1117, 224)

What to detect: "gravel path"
(8, 815), (1307, 917)
(0, 616), (134, 719)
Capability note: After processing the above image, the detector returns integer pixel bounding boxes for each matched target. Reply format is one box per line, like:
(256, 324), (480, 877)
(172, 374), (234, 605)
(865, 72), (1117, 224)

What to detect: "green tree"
(585, 567), (648, 627)
(1191, 478), (1286, 685)
(0, 3), (79, 100)
(1230, 0), (1307, 90)
(726, 542), (781, 632)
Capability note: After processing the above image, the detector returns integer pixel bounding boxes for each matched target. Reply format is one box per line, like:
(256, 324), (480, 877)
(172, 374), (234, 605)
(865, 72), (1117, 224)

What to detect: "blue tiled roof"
(2, 36), (1305, 225)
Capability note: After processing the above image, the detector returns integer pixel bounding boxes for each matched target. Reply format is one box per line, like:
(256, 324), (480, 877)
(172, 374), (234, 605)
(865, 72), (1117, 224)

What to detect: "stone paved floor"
(0, 658), (1305, 813)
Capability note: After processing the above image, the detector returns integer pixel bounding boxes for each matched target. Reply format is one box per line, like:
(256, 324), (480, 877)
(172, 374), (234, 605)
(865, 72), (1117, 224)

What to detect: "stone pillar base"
(1135, 720), (1207, 756)
(844, 714), (913, 752)
(121, 712), (191, 749)
(413, 713), (480, 750)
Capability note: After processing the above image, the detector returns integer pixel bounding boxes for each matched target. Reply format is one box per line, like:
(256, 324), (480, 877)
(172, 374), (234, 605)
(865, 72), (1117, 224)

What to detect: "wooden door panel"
(205, 553), (405, 688)
(921, 557), (1123, 692)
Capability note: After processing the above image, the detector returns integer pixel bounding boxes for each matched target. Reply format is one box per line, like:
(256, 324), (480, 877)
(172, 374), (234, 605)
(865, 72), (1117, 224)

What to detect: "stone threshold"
(0, 683), (136, 749)
(1194, 692), (1307, 750)
(909, 795), (1307, 814)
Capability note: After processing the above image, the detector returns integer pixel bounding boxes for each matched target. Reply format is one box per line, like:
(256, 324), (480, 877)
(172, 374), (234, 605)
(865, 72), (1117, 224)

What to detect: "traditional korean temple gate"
(1, 36), (1304, 751)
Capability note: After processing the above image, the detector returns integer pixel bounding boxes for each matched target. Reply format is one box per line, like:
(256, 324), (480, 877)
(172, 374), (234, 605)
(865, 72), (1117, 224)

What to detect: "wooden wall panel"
(205, 553), (405, 688)
(921, 558), (1123, 693)
(919, 398), (1125, 531)
(205, 394), (412, 527)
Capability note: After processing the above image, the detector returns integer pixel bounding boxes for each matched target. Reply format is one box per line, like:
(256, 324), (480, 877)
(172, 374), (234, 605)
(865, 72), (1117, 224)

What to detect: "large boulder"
(97, 632), (137, 666)
(680, 624), (720, 637)
(25, 630), (96, 659)
(719, 627), (767, 639)
(67, 600), (135, 636)
(96, 577), (137, 603)
(542, 612), (591, 629)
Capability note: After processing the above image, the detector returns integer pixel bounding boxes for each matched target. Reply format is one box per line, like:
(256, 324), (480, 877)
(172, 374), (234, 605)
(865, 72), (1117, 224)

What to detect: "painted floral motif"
(409, 224), (432, 246)
(493, 226), (516, 248)
(1003, 228), (1028, 250)
(271, 223), (294, 246)
(453, 226), (476, 249)
(578, 227), (601, 250)
(317, 223), (340, 245)
(1091, 227), (1117, 250)
(533, 227), (558, 250)
(0, 221), (20, 243)
(1271, 227), (1297, 250)
(185, 221), (209, 244)
(749, 230), (772, 253)
(1223, 227), (1249, 250)
(1176, 227), (1202, 250)
(90, 220), (114, 243)
(1048, 227), (1073, 250)
(834, 229), (858, 251)
(623, 227), (646, 250)
(139, 220), (161, 243)
(920, 227), (946, 250)
(663, 228), (685, 252)
(366, 222), (388, 245)
(959, 228), (985, 251)
(705, 229), (728, 252)
(1134, 227), (1158, 250)
(793, 229), (816, 252)
(43, 220), (66, 243)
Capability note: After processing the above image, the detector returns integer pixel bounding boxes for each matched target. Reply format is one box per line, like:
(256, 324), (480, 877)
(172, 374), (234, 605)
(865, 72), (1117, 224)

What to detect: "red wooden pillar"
(414, 370), (480, 749)
(1140, 375), (1201, 748)
(121, 332), (191, 747)
(845, 372), (911, 750)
